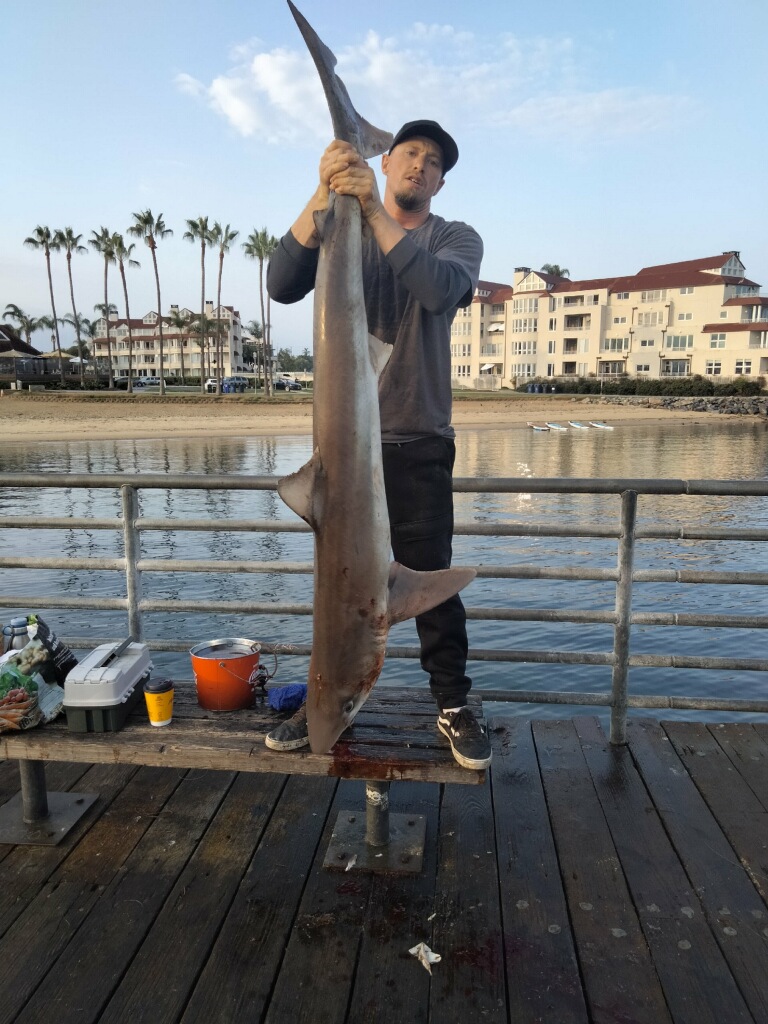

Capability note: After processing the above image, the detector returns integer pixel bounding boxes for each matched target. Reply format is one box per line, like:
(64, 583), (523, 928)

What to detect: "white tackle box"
(64, 639), (153, 732)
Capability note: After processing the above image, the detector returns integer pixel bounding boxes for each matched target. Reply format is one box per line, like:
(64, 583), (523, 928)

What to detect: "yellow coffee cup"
(144, 678), (174, 727)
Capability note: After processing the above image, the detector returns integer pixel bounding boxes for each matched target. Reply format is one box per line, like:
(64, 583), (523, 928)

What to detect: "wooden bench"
(0, 684), (486, 873)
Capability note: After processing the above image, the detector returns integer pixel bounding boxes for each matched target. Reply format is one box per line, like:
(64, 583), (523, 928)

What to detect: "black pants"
(382, 436), (471, 710)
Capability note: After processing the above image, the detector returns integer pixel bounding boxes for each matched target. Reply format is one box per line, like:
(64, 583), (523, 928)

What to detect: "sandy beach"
(0, 391), (725, 443)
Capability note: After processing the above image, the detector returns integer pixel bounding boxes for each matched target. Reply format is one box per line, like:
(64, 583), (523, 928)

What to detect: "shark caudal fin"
(288, 2), (393, 158)
(387, 563), (477, 626)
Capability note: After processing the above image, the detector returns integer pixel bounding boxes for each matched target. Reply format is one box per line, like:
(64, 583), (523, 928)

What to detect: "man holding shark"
(266, 117), (490, 771)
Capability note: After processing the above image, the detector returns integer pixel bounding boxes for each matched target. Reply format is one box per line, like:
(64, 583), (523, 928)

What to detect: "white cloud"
(175, 24), (689, 145)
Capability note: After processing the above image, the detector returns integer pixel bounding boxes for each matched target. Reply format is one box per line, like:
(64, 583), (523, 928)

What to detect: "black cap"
(388, 120), (459, 174)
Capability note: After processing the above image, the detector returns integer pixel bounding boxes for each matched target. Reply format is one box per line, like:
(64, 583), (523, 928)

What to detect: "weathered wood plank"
(0, 765), (183, 1023)
(629, 719), (768, 1022)
(99, 771), (287, 1024)
(262, 780), (375, 1024)
(13, 770), (236, 1024)
(664, 721), (768, 905)
(534, 719), (673, 1024)
(0, 762), (141, 938)
(430, 778), (507, 1021)
(489, 717), (589, 1023)
(0, 688), (485, 785)
(708, 723), (768, 813)
(180, 774), (337, 1024)
(575, 715), (753, 1024)
(346, 782), (440, 1024)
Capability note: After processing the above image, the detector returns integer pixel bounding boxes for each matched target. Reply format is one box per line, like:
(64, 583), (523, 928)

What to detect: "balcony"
(563, 317), (591, 331)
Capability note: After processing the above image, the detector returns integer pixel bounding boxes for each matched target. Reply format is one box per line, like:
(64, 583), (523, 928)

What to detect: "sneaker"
(265, 703), (309, 751)
(437, 706), (492, 770)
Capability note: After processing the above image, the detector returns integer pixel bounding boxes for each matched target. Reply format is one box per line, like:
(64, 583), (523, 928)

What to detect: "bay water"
(1, 418), (766, 721)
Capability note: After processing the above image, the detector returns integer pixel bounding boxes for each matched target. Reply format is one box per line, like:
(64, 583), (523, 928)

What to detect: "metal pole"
(365, 781), (390, 847)
(19, 760), (49, 823)
(610, 489), (637, 745)
(121, 485), (142, 641)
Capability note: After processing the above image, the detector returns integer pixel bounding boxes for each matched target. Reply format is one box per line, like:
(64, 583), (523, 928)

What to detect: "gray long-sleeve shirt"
(267, 213), (483, 442)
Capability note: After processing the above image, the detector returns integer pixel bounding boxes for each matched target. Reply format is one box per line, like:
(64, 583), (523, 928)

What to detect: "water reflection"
(0, 420), (766, 719)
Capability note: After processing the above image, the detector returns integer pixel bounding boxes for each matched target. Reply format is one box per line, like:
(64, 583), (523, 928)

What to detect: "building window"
(641, 289), (667, 302)
(735, 360), (752, 375)
(639, 338), (654, 347)
(547, 363), (555, 376)
(680, 286), (694, 295)
(662, 360), (689, 376)
(615, 291), (629, 300)
(666, 335), (693, 350)
(637, 311), (665, 327)
(710, 334), (726, 348)
(705, 361), (722, 375)
(512, 318), (538, 333)
(677, 312), (692, 320)
(636, 364), (650, 373)
(548, 340), (555, 353)
(548, 317), (556, 330)
(512, 341), (537, 355)
(613, 316), (627, 324)
(512, 298), (538, 314)
(720, 311), (728, 318)
(601, 337), (630, 352)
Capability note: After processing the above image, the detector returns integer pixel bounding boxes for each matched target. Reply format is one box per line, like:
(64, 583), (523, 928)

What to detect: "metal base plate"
(0, 791), (98, 846)
(324, 810), (427, 875)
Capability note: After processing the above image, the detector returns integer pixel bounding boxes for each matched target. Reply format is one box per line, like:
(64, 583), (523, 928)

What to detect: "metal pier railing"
(1, 472), (767, 743)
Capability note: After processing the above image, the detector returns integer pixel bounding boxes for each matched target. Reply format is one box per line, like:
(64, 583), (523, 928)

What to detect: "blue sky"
(4, 0), (767, 353)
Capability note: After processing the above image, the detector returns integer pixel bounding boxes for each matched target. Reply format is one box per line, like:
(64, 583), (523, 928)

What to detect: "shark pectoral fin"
(277, 449), (323, 530)
(387, 563), (477, 626)
(357, 116), (394, 159)
(368, 334), (392, 378)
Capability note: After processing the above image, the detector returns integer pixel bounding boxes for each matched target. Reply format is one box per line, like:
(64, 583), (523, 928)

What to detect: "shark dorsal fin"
(277, 449), (324, 532)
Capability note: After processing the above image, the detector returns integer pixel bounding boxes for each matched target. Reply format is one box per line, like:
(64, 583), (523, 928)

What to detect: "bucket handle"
(217, 650), (278, 691)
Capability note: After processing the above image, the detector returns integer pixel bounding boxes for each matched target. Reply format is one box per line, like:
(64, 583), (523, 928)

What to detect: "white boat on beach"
(527, 422), (550, 431)
(589, 421), (614, 430)
(568, 421), (590, 429)
(545, 422), (568, 431)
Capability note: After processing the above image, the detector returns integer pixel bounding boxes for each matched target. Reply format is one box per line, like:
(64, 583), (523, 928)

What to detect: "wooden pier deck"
(1, 715), (767, 1023)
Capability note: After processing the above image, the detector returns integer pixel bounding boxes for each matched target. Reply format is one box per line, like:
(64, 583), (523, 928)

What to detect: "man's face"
(381, 136), (445, 212)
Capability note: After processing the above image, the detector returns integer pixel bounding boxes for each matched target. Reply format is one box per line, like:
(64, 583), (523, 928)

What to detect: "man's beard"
(393, 188), (426, 212)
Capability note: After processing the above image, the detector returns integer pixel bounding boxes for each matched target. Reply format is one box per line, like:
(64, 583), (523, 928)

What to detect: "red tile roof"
(636, 254), (737, 276)
(723, 296), (767, 305)
(702, 322), (768, 332)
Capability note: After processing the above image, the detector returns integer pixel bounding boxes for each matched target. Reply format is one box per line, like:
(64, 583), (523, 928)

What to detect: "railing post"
(610, 489), (637, 745)
(121, 485), (142, 641)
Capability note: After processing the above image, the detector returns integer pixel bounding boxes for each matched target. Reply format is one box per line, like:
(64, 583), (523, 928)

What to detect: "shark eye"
(343, 699), (355, 716)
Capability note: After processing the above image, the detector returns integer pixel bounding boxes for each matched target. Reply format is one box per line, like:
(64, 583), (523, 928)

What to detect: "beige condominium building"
(93, 301), (243, 378)
(451, 252), (767, 389)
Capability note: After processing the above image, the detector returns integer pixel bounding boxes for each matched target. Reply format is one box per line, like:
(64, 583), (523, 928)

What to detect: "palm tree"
(244, 318), (264, 386)
(128, 210), (173, 394)
(3, 304), (44, 347)
(54, 228), (88, 387)
(23, 226), (65, 383)
(166, 307), (191, 384)
(60, 312), (92, 359)
(243, 228), (278, 396)
(541, 263), (570, 279)
(189, 315), (219, 392)
(183, 216), (214, 387)
(210, 222), (239, 395)
(112, 234), (141, 392)
(89, 228), (118, 388)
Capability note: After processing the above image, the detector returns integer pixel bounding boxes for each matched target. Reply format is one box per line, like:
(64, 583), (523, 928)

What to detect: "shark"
(278, 2), (477, 753)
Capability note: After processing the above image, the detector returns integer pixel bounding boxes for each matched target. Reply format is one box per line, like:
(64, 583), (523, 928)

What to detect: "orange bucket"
(190, 638), (262, 711)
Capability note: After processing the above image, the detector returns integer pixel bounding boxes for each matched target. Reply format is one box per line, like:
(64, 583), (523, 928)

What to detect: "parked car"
(113, 377), (146, 390)
(205, 377), (219, 393)
(142, 376), (163, 386)
(274, 377), (303, 391)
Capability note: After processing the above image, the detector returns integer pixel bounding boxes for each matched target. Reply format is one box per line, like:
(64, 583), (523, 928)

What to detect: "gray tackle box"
(64, 639), (152, 732)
